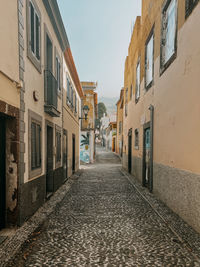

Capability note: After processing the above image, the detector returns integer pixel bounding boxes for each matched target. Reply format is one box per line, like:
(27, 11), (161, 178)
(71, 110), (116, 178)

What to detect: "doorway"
(46, 125), (54, 195)
(0, 117), (6, 229)
(63, 131), (68, 180)
(72, 134), (75, 173)
(143, 123), (151, 189)
(128, 129), (132, 174)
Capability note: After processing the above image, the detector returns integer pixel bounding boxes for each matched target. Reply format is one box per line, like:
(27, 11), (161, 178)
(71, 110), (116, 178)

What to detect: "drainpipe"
(149, 105), (154, 193)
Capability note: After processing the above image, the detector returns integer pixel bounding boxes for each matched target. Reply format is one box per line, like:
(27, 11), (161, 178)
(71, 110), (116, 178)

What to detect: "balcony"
(44, 70), (60, 117)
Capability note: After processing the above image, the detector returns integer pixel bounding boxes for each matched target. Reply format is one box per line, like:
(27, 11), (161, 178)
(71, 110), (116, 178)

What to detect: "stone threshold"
(0, 171), (82, 266)
(121, 168), (200, 262)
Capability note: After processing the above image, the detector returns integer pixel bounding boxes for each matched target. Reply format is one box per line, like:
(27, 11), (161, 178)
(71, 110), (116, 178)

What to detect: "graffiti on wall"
(80, 132), (90, 163)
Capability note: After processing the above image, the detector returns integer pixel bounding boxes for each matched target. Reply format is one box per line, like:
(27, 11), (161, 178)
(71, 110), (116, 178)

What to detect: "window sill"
(27, 50), (42, 74)
(135, 146), (139, 150)
(29, 167), (42, 180)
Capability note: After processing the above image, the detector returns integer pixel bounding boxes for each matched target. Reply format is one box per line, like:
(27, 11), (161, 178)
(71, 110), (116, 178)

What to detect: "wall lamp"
(79, 105), (90, 121)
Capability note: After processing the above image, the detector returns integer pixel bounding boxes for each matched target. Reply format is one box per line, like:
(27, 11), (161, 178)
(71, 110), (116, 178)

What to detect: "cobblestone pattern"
(6, 148), (200, 266)
(0, 172), (80, 266)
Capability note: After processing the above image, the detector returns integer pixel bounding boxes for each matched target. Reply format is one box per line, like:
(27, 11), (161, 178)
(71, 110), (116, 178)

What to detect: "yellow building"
(63, 48), (83, 178)
(80, 82), (98, 163)
(116, 89), (124, 157)
(122, 0), (200, 233)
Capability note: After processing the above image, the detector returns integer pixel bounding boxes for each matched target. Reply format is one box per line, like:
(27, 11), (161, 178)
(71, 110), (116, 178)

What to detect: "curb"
(0, 170), (82, 266)
(120, 168), (200, 263)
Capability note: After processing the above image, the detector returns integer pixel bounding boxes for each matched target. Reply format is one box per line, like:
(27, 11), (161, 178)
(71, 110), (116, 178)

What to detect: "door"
(46, 125), (54, 195)
(143, 127), (151, 187)
(128, 130), (132, 173)
(0, 118), (6, 229)
(72, 134), (75, 173)
(63, 132), (68, 180)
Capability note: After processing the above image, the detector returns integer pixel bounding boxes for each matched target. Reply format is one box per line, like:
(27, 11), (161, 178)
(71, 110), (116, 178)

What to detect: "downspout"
(149, 104), (154, 193)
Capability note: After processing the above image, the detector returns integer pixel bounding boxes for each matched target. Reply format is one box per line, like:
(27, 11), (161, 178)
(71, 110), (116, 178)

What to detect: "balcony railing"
(44, 70), (60, 117)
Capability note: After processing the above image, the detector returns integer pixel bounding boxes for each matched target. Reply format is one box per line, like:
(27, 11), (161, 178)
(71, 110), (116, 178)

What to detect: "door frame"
(128, 128), (132, 174)
(72, 134), (75, 173)
(45, 120), (54, 196)
(142, 120), (153, 192)
(63, 129), (68, 181)
(0, 117), (6, 230)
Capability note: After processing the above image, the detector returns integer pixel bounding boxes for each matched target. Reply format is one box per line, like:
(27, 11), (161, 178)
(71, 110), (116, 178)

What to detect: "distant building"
(106, 122), (117, 152)
(100, 113), (110, 147)
(80, 82), (98, 163)
(116, 89), (124, 157)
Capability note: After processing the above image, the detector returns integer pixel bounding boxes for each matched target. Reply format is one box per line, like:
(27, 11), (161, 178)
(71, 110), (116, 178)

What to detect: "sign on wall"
(80, 131), (90, 163)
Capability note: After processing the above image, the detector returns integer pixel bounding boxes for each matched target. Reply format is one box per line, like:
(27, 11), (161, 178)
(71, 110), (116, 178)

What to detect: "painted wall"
(123, 0), (200, 232)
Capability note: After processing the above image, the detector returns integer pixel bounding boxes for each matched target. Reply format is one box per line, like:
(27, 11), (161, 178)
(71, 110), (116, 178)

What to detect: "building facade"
(0, 0), (83, 228)
(122, 0), (200, 233)
(116, 89), (124, 157)
(80, 82), (98, 164)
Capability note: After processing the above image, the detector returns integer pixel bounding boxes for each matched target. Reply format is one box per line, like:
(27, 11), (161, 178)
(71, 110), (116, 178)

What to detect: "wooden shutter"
(35, 14), (40, 60)
(30, 2), (35, 53)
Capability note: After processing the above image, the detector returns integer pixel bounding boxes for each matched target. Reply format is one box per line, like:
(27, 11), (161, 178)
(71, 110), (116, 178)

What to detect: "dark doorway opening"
(46, 125), (54, 196)
(63, 131), (68, 180)
(72, 134), (75, 173)
(0, 117), (6, 229)
(128, 129), (132, 174)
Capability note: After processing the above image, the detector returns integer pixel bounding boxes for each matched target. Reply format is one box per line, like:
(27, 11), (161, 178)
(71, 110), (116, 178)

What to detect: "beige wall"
(0, 1), (20, 108)
(63, 58), (81, 176)
(23, 0), (64, 183)
(124, 0), (200, 175)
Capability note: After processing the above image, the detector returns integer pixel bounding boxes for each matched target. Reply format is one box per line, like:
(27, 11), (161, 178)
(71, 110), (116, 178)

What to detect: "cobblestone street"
(7, 147), (200, 266)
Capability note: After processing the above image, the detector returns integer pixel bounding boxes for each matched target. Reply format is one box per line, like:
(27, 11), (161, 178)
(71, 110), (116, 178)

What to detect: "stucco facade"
(0, 0), (83, 228)
(122, 0), (200, 233)
(80, 82), (98, 164)
(116, 89), (124, 157)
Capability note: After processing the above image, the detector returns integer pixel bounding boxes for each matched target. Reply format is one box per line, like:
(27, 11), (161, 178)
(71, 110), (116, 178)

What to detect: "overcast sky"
(58, 0), (141, 98)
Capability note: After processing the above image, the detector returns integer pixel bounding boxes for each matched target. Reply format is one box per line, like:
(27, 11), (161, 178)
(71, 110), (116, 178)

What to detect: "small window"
(161, 0), (177, 72)
(27, 0), (41, 71)
(31, 122), (41, 170)
(135, 60), (140, 102)
(185, 0), (199, 18)
(71, 87), (74, 107)
(126, 88), (128, 102)
(56, 131), (61, 163)
(67, 78), (70, 103)
(125, 103), (128, 117)
(75, 93), (77, 113)
(145, 29), (154, 89)
(130, 85), (133, 99)
(119, 121), (122, 134)
(56, 57), (61, 92)
(134, 129), (139, 149)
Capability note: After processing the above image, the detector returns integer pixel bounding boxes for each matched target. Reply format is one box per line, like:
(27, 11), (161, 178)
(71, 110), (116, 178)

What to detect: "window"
(31, 122), (41, 169)
(56, 131), (61, 163)
(130, 85), (133, 99)
(125, 104), (128, 117)
(56, 57), (61, 92)
(71, 87), (74, 107)
(135, 60), (140, 102)
(119, 121), (122, 134)
(161, 0), (177, 72)
(27, 0), (41, 71)
(126, 88), (128, 102)
(134, 129), (139, 149)
(185, 0), (199, 18)
(145, 29), (154, 89)
(28, 110), (42, 179)
(67, 78), (70, 103)
(75, 93), (77, 113)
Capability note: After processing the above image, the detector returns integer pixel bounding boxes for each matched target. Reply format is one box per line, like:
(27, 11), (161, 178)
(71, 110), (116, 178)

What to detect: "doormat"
(0, 236), (7, 245)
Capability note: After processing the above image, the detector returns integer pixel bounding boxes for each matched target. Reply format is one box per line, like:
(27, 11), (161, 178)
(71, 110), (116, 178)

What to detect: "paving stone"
(5, 147), (200, 266)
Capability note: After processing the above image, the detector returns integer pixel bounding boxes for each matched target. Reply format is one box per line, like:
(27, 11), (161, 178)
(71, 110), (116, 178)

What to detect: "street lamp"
(79, 105), (90, 121)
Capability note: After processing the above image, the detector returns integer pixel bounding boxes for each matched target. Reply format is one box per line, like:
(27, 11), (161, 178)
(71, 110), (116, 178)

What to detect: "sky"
(58, 0), (141, 98)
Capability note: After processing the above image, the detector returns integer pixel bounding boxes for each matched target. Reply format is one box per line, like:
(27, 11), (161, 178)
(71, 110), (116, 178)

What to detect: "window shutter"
(35, 14), (40, 60)
(30, 2), (35, 53)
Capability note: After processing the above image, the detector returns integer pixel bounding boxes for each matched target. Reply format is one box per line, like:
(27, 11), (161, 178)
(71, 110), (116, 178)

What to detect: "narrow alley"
(5, 147), (199, 266)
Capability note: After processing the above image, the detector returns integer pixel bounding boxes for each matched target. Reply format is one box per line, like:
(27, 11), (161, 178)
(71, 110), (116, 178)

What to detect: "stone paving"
(6, 147), (200, 266)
